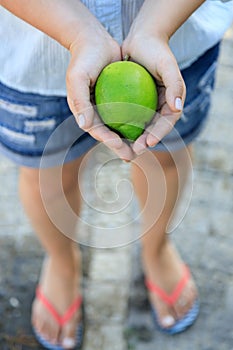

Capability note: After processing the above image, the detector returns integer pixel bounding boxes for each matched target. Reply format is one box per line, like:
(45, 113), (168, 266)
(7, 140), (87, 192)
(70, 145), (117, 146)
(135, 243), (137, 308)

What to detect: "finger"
(112, 143), (135, 162)
(66, 64), (95, 129)
(158, 52), (186, 113)
(89, 120), (122, 147)
(88, 115), (135, 161)
(125, 42), (186, 113)
(132, 133), (148, 155)
(146, 112), (180, 148)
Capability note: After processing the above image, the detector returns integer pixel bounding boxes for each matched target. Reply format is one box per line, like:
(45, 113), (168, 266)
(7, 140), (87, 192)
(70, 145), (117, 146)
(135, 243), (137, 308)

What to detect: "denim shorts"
(0, 43), (220, 168)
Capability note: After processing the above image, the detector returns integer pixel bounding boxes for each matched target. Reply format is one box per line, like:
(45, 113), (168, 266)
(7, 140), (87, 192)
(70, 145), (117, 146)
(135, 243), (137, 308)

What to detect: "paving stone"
(84, 280), (129, 323)
(84, 324), (127, 350)
(88, 248), (132, 281)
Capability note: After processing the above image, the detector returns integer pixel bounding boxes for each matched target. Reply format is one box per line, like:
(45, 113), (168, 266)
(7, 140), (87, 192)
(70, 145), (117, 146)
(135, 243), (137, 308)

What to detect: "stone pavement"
(0, 26), (233, 350)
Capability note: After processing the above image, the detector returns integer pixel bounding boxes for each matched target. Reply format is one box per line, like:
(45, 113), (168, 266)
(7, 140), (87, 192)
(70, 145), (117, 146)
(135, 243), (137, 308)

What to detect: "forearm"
(0, 0), (102, 49)
(133, 0), (206, 40)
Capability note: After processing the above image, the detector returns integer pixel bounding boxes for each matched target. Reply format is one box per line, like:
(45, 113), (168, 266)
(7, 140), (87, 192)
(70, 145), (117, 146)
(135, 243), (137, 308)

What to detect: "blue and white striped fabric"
(0, 0), (232, 96)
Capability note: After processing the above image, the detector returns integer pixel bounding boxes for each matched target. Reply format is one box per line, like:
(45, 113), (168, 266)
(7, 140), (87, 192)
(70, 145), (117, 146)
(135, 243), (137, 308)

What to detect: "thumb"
(159, 52), (186, 113)
(66, 63), (95, 130)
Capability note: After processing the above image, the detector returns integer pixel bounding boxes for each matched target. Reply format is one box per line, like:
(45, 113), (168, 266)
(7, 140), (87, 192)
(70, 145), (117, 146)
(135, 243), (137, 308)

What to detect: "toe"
(62, 337), (76, 349)
(150, 293), (177, 329)
(160, 314), (176, 328)
(60, 316), (81, 349)
(31, 298), (60, 345)
(173, 279), (198, 319)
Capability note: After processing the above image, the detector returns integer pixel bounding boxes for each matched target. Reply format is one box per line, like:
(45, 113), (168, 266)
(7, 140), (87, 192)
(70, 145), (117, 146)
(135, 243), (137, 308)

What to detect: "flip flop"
(32, 286), (84, 350)
(145, 265), (199, 334)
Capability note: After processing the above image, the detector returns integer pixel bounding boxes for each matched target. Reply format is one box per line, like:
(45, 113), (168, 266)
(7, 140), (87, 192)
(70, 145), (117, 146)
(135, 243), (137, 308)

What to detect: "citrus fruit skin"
(95, 61), (158, 141)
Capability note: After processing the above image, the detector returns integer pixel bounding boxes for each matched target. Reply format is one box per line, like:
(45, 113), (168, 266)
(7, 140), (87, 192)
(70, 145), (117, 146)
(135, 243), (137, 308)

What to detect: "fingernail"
(161, 315), (175, 327)
(62, 337), (76, 348)
(175, 97), (183, 111)
(77, 114), (85, 128)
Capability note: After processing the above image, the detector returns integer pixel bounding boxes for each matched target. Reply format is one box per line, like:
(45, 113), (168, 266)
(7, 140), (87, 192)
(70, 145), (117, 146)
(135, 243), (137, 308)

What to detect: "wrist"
(58, 3), (105, 50)
(131, 0), (205, 40)
(0, 0), (109, 51)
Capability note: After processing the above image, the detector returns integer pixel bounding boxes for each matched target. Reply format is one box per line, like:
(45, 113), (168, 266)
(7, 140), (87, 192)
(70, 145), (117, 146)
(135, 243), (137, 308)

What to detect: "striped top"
(0, 0), (232, 96)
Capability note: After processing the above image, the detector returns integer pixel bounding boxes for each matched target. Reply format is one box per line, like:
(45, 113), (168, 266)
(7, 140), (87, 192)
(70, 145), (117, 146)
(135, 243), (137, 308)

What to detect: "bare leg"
(131, 145), (198, 328)
(19, 157), (84, 349)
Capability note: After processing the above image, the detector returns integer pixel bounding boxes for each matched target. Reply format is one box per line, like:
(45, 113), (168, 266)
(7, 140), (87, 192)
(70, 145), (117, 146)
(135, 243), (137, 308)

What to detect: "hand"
(122, 29), (186, 155)
(66, 22), (135, 161)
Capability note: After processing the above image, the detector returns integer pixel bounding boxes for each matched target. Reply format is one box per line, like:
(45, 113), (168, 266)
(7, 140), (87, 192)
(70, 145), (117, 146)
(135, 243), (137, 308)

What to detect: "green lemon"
(95, 61), (158, 141)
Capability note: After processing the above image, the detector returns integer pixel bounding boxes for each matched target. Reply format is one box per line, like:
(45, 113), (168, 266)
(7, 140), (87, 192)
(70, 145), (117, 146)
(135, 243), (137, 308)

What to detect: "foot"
(142, 241), (198, 330)
(31, 248), (82, 349)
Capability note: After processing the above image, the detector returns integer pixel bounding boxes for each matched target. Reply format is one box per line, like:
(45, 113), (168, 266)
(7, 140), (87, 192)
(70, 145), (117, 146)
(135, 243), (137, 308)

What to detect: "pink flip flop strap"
(145, 265), (190, 306)
(36, 286), (82, 327)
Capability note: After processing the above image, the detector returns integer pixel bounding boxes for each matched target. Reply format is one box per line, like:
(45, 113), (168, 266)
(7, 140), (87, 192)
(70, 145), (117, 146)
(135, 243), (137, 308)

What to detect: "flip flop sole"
(33, 321), (83, 350)
(151, 299), (200, 335)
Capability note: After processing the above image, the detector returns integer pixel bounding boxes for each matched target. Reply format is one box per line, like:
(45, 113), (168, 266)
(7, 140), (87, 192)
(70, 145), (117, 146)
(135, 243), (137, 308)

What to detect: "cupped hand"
(122, 33), (186, 155)
(66, 22), (135, 161)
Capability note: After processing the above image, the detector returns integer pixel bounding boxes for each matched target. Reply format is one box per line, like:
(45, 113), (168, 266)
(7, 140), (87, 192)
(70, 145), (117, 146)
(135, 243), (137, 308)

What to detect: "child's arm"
(130, 0), (205, 41)
(123, 0), (206, 153)
(0, 0), (99, 49)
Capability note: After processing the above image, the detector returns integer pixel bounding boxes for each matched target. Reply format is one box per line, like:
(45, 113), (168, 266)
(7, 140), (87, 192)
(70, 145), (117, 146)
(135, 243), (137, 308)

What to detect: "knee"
(19, 165), (78, 201)
(19, 167), (40, 195)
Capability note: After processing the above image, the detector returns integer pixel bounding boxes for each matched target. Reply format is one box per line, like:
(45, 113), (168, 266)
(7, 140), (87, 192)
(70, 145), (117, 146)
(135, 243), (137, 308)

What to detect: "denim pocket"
(0, 83), (75, 156)
(0, 95), (38, 153)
